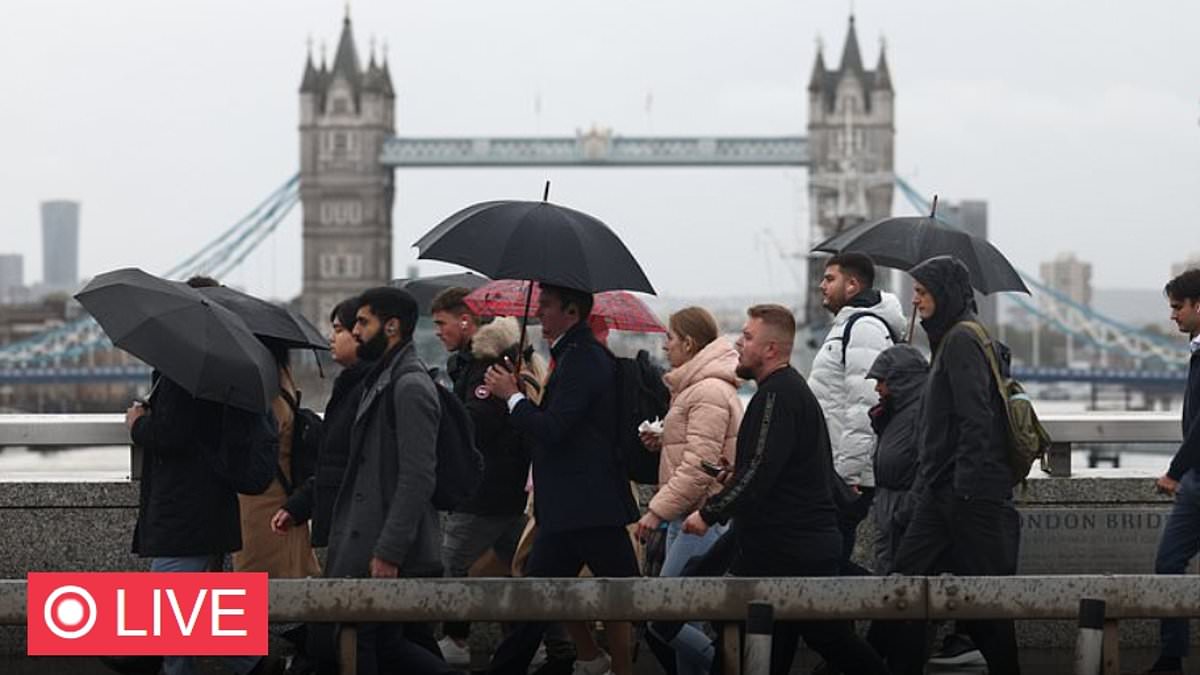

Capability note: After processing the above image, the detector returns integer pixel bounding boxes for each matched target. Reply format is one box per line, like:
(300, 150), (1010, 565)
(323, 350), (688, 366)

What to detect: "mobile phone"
(699, 460), (724, 478)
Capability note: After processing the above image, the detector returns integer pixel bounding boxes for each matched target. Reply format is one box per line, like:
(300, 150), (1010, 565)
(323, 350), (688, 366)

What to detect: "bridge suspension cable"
(893, 176), (1189, 368)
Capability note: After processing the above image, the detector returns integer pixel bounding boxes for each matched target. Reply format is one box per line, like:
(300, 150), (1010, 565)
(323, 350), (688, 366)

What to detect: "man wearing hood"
(865, 344), (928, 574)
(809, 253), (906, 573)
(884, 256), (1020, 674)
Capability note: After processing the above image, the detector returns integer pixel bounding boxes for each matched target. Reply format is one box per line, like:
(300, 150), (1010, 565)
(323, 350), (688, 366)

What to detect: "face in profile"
(912, 281), (937, 320)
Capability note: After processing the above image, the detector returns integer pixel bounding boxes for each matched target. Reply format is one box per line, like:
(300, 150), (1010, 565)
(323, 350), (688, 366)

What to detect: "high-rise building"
(1171, 253), (1200, 279)
(0, 254), (23, 304)
(1040, 252), (1093, 307)
(298, 11), (395, 324)
(40, 200), (80, 292)
(806, 15), (895, 326)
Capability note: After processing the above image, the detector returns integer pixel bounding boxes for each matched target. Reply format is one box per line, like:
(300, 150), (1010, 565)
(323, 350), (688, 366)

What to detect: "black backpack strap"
(840, 311), (898, 367)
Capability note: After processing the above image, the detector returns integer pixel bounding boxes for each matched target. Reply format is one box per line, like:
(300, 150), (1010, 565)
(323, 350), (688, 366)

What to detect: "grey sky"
(2, 0), (1197, 304)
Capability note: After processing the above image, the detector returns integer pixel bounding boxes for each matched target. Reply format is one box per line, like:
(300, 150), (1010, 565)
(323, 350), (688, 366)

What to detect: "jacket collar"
(550, 320), (594, 361)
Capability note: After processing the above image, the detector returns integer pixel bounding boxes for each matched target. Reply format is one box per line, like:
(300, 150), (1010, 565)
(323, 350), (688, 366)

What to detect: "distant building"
(1171, 253), (1200, 279)
(805, 15), (895, 325)
(298, 12), (395, 324)
(1040, 252), (1093, 307)
(40, 201), (80, 292)
(0, 254), (23, 304)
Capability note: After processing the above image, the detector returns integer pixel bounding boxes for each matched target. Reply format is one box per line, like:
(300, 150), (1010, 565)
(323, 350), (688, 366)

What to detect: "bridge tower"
(805, 16), (895, 325)
(298, 11), (395, 324)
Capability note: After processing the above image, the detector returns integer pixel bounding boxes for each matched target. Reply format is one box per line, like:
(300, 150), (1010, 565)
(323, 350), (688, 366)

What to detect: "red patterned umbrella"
(465, 280), (665, 334)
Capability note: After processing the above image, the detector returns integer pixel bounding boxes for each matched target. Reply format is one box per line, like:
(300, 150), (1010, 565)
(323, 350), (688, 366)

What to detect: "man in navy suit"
(484, 283), (640, 675)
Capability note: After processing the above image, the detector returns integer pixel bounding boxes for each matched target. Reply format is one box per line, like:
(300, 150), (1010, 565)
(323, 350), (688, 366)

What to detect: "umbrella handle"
(514, 280), (534, 388)
(906, 309), (917, 344)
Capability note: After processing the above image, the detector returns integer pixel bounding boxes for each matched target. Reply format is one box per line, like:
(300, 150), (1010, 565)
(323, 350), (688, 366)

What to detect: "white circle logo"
(43, 586), (97, 640)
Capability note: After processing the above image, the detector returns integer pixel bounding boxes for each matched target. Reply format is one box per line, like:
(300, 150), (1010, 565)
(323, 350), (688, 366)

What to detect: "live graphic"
(27, 572), (268, 656)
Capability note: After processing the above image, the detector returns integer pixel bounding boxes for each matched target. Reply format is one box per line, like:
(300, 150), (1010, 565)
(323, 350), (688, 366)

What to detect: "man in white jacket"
(809, 253), (907, 574)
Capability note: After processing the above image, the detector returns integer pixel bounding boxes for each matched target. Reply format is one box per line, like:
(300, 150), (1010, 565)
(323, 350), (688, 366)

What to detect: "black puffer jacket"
(283, 360), (371, 547)
(130, 374), (242, 557)
(456, 318), (540, 516)
(868, 344), (928, 491)
(910, 256), (1011, 501)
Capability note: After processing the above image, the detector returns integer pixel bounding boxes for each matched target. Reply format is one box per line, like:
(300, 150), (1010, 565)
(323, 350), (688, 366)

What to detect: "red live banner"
(27, 572), (268, 656)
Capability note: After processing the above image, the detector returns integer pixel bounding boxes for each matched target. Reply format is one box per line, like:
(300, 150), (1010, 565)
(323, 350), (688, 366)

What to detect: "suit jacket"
(325, 342), (443, 578)
(511, 321), (638, 534)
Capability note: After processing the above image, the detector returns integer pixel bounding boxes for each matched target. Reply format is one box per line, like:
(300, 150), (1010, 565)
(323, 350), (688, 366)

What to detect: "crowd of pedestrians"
(112, 259), (1200, 675)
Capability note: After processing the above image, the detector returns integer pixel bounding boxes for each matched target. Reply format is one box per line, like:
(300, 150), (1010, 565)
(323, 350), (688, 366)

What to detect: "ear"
(385, 317), (401, 335)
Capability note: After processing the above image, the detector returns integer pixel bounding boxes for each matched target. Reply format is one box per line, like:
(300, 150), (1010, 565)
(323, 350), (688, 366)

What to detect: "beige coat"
(233, 369), (321, 578)
(648, 337), (743, 522)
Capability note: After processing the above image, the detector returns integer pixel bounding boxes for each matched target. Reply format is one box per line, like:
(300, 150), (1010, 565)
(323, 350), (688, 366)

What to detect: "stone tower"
(805, 16), (895, 325)
(299, 12), (395, 324)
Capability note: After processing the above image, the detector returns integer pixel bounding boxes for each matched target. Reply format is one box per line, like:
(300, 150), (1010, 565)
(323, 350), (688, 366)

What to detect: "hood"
(663, 336), (740, 394)
(833, 289), (908, 340)
(909, 256), (977, 349)
(867, 344), (929, 407)
(472, 317), (523, 360)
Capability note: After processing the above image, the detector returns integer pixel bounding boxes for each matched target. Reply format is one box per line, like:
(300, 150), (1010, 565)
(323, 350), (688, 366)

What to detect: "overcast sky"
(2, 0), (1198, 304)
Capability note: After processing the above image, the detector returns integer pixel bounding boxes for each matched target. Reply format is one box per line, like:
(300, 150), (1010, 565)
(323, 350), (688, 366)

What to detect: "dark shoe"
(1139, 655), (1184, 674)
(927, 633), (985, 666)
(248, 654), (288, 675)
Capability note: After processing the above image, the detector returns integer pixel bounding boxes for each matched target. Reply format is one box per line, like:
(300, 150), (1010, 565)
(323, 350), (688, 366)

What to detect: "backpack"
(958, 321), (1053, 485)
(613, 349), (672, 484)
(278, 389), (323, 496)
(839, 311), (899, 367)
(384, 370), (485, 511)
(208, 406), (279, 496)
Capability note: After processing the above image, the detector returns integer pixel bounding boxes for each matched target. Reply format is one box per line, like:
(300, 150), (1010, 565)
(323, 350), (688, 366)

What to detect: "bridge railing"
(0, 412), (1182, 479)
(0, 575), (1194, 674)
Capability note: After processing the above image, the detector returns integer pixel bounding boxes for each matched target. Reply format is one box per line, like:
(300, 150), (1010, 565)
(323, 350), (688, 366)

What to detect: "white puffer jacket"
(808, 291), (907, 488)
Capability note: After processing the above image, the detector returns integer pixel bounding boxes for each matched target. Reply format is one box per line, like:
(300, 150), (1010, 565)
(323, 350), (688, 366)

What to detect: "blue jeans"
(651, 519), (727, 675)
(150, 556), (263, 675)
(1156, 470), (1200, 659)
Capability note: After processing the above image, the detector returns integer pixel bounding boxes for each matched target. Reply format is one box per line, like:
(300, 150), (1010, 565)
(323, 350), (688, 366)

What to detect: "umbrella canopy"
(465, 280), (665, 334)
(413, 200), (655, 294)
(198, 285), (328, 350)
(813, 215), (1030, 295)
(391, 272), (489, 314)
(75, 268), (279, 413)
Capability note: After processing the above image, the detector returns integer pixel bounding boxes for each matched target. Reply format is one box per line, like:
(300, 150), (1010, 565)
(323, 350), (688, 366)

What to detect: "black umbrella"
(391, 272), (489, 314)
(75, 268), (278, 413)
(812, 197), (1031, 295)
(413, 182), (654, 372)
(197, 285), (328, 350)
(413, 188), (655, 295)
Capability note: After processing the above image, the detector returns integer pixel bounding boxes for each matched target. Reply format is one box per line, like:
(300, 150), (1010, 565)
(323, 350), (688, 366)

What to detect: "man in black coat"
(682, 304), (888, 675)
(1144, 268), (1200, 675)
(430, 288), (533, 667)
(123, 276), (283, 675)
(484, 283), (640, 675)
(883, 256), (1020, 675)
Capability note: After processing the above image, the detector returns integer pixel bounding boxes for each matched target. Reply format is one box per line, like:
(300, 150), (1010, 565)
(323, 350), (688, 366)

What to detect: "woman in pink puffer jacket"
(635, 306), (743, 675)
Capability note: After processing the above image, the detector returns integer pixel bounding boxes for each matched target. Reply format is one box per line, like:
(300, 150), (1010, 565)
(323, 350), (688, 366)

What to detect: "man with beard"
(810, 252), (906, 574)
(883, 256), (1020, 675)
(324, 286), (460, 675)
(682, 304), (888, 675)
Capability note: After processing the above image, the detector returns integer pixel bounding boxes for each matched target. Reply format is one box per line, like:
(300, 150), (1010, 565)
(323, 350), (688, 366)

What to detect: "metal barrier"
(1, 575), (1197, 674)
(0, 412), (1183, 479)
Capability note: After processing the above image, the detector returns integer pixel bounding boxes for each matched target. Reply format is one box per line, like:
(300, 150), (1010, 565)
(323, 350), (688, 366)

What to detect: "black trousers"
(716, 533), (889, 675)
(486, 526), (640, 675)
(883, 488), (1021, 675)
(353, 621), (459, 675)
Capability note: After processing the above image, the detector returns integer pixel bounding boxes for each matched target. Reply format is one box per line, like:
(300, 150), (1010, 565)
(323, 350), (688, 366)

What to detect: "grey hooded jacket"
(867, 344), (929, 490)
